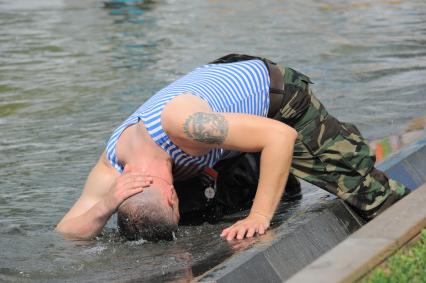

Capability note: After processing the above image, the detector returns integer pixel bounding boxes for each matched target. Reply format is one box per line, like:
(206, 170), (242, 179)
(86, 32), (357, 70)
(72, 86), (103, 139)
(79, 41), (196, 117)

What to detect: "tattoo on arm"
(183, 112), (229, 144)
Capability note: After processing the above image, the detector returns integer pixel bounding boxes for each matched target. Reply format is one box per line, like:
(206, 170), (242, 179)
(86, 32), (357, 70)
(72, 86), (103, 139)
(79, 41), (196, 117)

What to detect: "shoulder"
(161, 93), (212, 131)
(160, 93), (215, 152)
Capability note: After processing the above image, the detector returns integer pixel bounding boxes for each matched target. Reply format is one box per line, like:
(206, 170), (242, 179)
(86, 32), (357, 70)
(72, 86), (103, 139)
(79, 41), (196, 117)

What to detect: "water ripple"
(0, 0), (425, 281)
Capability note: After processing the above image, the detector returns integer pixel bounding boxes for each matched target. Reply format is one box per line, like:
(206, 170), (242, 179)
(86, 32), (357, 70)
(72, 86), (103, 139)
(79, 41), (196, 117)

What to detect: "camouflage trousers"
(275, 65), (408, 219)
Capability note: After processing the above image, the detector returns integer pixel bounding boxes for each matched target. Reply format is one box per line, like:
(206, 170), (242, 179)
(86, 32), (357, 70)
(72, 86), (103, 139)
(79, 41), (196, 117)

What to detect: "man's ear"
(168, 186), (180, 221)
(167, 186), (176, 206)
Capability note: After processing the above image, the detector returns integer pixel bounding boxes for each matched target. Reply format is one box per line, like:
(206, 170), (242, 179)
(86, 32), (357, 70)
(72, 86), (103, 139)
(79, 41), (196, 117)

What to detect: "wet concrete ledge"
(195, 136), (426, 282)
(287, 183), (426, 283)
(195, 198), (364, 282)
(376, 136), (426, 189)
(286, 137), (426, 283)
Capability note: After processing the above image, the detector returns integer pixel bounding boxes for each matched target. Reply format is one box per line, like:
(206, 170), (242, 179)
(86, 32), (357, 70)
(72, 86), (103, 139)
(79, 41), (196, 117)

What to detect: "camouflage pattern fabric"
(276, 65), (409, 219)
(209, 53), (409, 219)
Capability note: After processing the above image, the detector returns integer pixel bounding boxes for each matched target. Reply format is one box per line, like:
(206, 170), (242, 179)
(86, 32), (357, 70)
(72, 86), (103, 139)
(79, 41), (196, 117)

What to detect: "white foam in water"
(127, 238), (147, 246)
(125, 232), (176, 245)
(85, 245), (107, 255)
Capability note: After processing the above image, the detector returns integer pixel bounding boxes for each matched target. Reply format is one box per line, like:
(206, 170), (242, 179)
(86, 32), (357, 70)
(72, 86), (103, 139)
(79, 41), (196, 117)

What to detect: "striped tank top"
(106, 59), (270, 180)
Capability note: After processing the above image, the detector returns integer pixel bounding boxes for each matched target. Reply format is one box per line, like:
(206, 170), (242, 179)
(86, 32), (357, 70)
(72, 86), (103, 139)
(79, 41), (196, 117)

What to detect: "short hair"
(117, 188), (178, 241)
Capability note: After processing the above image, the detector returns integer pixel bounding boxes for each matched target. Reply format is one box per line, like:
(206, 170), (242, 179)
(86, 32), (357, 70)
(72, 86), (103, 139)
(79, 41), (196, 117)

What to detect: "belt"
(264, 61), (286, 118)
(264, 62), (312, 127)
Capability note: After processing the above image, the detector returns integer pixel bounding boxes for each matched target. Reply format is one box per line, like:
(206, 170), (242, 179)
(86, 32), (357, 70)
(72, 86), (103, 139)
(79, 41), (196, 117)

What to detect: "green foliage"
(361, 229), (426, 283)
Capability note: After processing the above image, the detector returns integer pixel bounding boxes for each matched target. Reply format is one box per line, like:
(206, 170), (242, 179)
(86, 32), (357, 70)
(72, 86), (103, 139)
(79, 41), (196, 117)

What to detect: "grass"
(361, 229), (426, 283)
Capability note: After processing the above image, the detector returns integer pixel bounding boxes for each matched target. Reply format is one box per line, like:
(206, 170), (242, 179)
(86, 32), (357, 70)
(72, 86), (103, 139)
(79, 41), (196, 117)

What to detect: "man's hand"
(103, 166), (153, 211)
(220, 212), (271, 241)
(56, 156), (153, 240)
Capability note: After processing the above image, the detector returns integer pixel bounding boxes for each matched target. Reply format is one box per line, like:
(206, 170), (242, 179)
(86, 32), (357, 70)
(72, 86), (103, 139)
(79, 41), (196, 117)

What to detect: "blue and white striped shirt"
(106, 59), (270, 180)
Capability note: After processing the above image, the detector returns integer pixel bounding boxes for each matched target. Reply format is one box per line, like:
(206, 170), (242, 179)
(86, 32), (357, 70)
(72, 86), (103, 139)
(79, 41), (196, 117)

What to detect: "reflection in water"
(104, 0), (155, 9)
(1, 0), (425, 281)
(370, 116), (426, 162)
(104, 0), (156, 23)
(102, 0), (162, 72)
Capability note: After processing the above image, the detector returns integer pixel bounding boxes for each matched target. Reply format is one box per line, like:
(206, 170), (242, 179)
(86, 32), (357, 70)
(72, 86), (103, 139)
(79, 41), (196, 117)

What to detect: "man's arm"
(162, 94), (297, 240)
(56, 152), (152, 240)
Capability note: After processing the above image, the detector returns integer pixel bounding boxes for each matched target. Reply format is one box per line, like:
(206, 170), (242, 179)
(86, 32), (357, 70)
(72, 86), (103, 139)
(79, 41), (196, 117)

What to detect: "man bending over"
(56, 54), (409, 241)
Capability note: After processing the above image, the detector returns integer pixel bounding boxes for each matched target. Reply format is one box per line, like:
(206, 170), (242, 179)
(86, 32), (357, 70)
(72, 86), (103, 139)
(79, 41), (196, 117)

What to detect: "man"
(56, 54), (409, 242)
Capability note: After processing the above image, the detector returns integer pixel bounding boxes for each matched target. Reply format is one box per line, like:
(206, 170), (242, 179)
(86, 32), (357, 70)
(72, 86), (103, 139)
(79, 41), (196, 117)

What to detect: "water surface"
(0, 0), (425, 281)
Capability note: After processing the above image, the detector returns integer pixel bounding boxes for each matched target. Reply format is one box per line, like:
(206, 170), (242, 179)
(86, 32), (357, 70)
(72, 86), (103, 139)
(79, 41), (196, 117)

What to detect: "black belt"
(262, 61), (287, 118)
(263, 61), (310, 127)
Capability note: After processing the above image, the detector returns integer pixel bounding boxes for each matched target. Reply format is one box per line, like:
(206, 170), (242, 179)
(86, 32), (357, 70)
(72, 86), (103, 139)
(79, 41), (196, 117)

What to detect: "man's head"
(117, 185), (180, 241)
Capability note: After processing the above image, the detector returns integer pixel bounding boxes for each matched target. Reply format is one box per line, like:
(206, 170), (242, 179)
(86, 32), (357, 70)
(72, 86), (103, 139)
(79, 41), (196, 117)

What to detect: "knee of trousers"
(346, 170), (409, 219)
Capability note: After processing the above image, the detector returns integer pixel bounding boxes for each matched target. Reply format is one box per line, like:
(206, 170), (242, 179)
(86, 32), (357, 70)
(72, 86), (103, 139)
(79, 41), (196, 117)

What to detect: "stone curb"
(286, 183), (426, 283)
(194, 198), (363, 282)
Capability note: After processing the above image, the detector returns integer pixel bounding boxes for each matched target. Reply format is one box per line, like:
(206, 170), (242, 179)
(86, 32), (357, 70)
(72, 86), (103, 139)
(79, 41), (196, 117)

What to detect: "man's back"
(106, 59), (272, 180)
